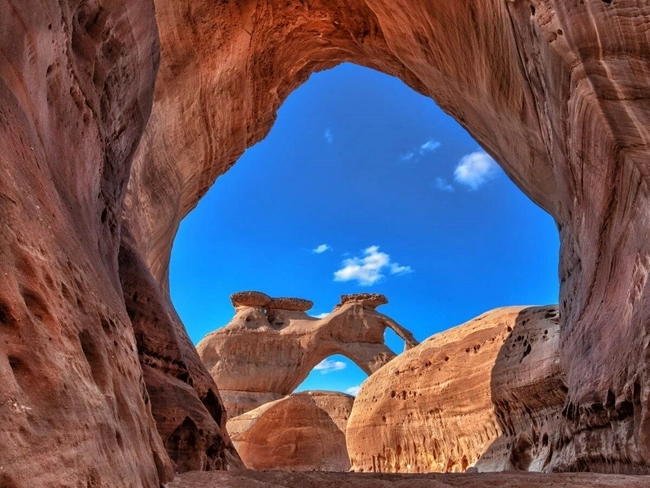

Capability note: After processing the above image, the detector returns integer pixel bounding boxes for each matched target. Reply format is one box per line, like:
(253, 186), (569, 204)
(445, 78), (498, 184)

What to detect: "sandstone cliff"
(197, 292), (418, 417)
(3, 0), (650, 484)
(346, 306), (564, 473)
(125, 0), (650, 470)
(227, 391), (354, 471)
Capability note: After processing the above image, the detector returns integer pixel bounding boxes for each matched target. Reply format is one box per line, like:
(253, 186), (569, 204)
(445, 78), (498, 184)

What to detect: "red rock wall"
(127, 0), (650, 472)
(2, 0), (650, 483)
(0, 0), (173, 485)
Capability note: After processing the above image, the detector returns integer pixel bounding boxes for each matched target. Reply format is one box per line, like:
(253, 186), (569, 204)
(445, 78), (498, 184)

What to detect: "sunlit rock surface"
(346, 306), (564, 473)
(227, 391), (354, 471)
(197, 292), (418, 418)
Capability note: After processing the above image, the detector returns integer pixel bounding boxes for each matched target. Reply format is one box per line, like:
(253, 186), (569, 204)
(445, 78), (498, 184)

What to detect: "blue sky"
(170, 63), (559, 397)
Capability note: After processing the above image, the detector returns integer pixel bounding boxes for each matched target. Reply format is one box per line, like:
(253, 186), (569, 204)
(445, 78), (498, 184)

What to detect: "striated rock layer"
(227, 391), (354, 471)
(346, 306), (564, 473)
(197, 292), (418, 418)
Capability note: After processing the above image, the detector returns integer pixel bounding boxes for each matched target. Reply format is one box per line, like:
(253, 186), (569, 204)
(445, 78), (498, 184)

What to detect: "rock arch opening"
(3, 0), (650, 484)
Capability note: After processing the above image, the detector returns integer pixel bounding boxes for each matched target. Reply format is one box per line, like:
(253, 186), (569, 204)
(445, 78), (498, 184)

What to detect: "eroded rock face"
(0, 0), (175, 486)
(123, 0), (650, 473)
(118, 229), (241, 472)
(227, 391), (354, 471)
(3, 0), (650, 484)
(197, 292), (418, 417)
(346, 306), (564, 473)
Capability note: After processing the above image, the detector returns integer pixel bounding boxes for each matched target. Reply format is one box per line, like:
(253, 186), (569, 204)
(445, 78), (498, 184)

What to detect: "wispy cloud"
(390, 263), (413, 275)
(313, 312), (329, 319)
(324, 127), (334, 144)
(313, 244), (331, 254)
(346, 386), (361, 396)
(334, 246), (413, 286)
(314, 359), (347, 374)
(419, 139), (441, 154)
(454, 150), (499, 190)
(433, 177), (455, 193)
(400, 138), (441, 163)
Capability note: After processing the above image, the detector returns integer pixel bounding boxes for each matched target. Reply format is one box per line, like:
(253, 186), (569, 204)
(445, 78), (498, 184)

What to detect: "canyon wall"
(126, 0), (650, 471)
(2, 0), (650, 484)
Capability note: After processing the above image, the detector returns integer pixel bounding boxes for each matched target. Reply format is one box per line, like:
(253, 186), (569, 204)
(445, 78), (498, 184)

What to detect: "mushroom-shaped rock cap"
(340, 293), (388, 309)
(267, 297), (314, 312)
(231, 291), (272, 308)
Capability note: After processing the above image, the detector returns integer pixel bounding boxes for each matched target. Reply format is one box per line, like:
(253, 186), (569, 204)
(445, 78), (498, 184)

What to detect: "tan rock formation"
(3, 0), (650, 484)
(197, 292), (418, 418)
(346, 306), (564, 473)
(227, 391), (354, 471)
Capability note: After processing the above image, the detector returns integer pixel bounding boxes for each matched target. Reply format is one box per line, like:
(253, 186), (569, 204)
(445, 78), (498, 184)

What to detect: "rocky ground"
(167, 470), (650, 487)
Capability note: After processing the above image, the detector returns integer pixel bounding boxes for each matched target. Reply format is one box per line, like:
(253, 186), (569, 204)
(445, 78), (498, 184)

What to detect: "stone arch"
(124, 0), (650, 472)
(2, 0), (650, 484)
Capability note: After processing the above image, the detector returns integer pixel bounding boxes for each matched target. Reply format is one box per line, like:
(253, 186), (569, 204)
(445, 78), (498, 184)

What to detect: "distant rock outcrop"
(196, 292), (418, 418)
(227, 391), (354, 471)
(346, 306), (564, 473)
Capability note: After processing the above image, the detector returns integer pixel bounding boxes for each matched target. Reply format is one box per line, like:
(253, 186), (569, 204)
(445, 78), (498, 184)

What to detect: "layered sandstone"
(0, 1), (175, 486)
(124, 0), (650, 473)
(346, 306), (564, 473)
(3, 0), (650, 485)
(197, 292), (418, 418)
(227, 391), (354, 471)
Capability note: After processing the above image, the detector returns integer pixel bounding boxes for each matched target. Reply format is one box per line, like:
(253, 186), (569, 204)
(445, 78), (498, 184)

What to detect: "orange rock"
(227, 391), (354, 471)
(346, 306), (564, 474)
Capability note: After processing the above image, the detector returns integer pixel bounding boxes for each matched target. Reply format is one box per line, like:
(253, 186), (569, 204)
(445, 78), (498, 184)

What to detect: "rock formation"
(125, 0), (650, 472)
(227, 391), (354, 471)
(3, 0), (650, 484)
(346, 306), (564, 473)
(197, 292), (418, 418)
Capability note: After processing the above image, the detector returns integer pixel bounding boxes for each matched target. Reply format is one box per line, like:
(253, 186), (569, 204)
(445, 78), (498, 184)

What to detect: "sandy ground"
(166, 470), (650, 487)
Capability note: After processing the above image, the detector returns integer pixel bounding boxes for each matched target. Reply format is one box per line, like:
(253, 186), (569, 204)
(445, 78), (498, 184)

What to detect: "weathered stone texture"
(227, 391), (354, 471)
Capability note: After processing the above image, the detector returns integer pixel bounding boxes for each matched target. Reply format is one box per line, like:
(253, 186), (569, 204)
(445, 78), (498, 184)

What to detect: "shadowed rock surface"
(227, 391), (354, 471)
(197, 292), (418, 418)
(346, 306), (563, 473)
(167, 470), (650, 487)
(3, 0), (650, 484)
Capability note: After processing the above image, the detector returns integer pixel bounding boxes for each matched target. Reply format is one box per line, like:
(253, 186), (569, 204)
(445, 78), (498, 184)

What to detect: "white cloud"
(419, 139), (441, 154)
(313, 312), (329, 319)
(313, 244), (331, 254)
(433, 177), (455, 192)
(314, 359), (347, 374)
(346, 386), (361, 396)
(334, 246), (413, 286)
(390, 263), (413, 275)
(454, 150), (499, 190)
(400, 138), (441, 163)
(324, 128), (333, 144)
